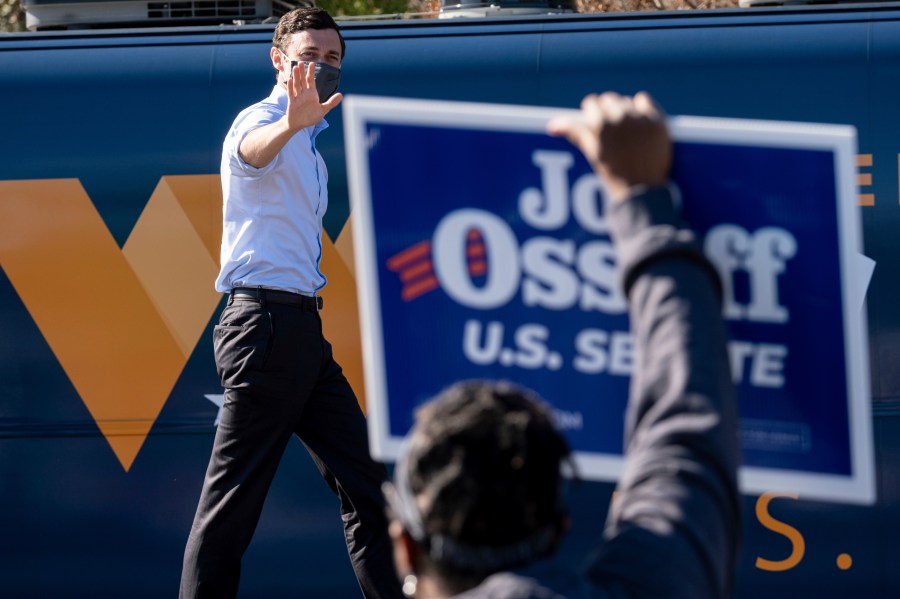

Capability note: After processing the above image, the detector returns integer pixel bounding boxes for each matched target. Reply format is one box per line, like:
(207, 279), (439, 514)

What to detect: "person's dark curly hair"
(272, 7), (345, 58)
(399, 380), (571, 576)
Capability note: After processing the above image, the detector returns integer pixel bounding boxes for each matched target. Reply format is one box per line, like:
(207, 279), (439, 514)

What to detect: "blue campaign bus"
(1, 2), (898, 596)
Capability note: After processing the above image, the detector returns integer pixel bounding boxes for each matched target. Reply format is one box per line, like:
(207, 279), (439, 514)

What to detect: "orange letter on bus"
(755, 492), (805, 572)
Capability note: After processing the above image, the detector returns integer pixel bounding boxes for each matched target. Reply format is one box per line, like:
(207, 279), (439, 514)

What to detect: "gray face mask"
(288, 59), (341, 103)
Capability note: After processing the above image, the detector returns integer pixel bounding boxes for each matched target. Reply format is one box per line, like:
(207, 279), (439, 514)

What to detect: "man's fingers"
(322, 92), (344, 112)
(633, 91), (664, 120)
(546, 115), (579, 138)
(547, 117), (596, 157)
(305, 61), (315, 91)
(577, 94), (604, 132)
(551, 91), (668, 183)
(597, 92), (628, 124)
(290, 64), (302, 96)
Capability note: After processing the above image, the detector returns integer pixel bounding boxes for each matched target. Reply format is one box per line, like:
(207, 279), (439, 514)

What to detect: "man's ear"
(402, 530), (423, 571)
(270, 46), (284, 72)
(389, 519), (423, 574)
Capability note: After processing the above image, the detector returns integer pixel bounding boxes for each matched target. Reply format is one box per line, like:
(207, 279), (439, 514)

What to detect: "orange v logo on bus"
(0, 176), (223, 471)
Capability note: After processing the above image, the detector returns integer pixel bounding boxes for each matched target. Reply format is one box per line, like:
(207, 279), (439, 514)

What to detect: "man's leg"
(181, 299), (319, 599)
(297, 339), (403, 599)
(180, 388), (296, 599)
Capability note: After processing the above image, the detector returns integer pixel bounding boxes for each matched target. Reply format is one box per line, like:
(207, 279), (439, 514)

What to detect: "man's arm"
(550, 93), (740, 598)
(239, 61), (342, 168)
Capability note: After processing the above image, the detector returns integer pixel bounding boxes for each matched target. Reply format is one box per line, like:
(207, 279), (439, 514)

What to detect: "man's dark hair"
(400, 380), (571, 576)
(273, 7), (345, 58)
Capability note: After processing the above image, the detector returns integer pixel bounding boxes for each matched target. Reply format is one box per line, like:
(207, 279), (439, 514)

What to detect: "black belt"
(230, 287), (323, 311)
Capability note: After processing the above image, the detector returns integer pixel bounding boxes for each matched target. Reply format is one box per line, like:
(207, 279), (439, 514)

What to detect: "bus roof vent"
(439, 1), (574, 18)
(22, 0), (312, 30)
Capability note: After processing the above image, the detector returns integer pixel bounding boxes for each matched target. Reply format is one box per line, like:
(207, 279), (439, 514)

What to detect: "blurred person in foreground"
(382, 92), (741, 599)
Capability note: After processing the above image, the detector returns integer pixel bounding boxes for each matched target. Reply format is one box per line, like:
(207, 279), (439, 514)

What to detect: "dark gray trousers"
(180, 292), (401, 599)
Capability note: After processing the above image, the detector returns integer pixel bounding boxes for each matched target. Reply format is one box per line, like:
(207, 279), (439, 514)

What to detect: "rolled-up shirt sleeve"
(225, 107), (283, 177)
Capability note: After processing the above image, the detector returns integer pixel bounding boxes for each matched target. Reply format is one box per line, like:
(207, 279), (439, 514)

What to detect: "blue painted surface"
(362, 119), (855, 476)
(1, 4), (899, 596)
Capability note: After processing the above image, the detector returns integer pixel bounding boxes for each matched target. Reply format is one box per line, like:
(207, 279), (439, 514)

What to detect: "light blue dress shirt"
(215, 85), (329, 295)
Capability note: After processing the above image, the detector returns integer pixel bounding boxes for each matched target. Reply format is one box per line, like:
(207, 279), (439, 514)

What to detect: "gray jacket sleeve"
(585, 185), (741, 599)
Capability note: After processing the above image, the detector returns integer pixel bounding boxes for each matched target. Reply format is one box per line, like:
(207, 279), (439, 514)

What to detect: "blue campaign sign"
(343, 96), (875, 505)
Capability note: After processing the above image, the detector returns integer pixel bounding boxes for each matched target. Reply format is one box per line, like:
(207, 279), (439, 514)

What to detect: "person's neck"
(414, 575), (448, 598)
(415, 570), (486, 598)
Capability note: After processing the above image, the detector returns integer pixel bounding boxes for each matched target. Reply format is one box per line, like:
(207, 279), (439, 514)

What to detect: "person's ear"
(389, 519), (423, 574)
(390, 519), (426, 597)
(270, 46), (285, 72)
(388, 520), (422, 575)
(403, 530), (423, 571)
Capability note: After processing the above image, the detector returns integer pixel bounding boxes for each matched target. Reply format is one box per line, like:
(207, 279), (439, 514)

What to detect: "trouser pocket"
(213, 304), (273, 388)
